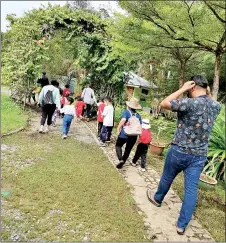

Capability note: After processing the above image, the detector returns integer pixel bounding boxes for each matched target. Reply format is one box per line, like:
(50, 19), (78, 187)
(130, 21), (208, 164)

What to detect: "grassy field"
(2, 132), (147, 242)
(1, 94), (28, 134)
(115, 105), (225, 242)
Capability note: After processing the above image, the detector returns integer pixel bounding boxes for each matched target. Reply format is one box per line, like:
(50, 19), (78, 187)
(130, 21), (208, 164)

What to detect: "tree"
(67, 0), (91, 10)
(2, 4), (132, 103)
(108, 14), (196, 89)
(118, 0), (226, 100)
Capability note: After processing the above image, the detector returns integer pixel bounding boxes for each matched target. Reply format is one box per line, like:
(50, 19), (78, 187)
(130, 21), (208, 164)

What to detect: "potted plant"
(199, 173), (217, 190)
(150, 121), (168, 156)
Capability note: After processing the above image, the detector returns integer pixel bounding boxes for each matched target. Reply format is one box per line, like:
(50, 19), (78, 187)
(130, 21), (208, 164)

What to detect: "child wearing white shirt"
(60, 97), (76, 139)
(99, 97), (114, 147)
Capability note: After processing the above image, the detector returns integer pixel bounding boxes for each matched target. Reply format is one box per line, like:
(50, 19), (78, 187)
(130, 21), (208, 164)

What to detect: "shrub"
(203, 105), (225, 181)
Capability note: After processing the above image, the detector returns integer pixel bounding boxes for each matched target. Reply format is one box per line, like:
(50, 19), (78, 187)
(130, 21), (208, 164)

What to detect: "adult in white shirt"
(99, 97), (114, 147)
(81, 84), (96, 120)
(38, 80), (61, 133)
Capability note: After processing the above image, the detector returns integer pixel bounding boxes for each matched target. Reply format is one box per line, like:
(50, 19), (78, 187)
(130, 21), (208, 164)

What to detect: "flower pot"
(199, 173), (217, 190)
(150, 143), (165, 156)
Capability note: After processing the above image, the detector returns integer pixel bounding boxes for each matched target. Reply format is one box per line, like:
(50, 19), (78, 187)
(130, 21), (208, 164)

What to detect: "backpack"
(42, 90), (54, 105)
(124, 110), (142, 136)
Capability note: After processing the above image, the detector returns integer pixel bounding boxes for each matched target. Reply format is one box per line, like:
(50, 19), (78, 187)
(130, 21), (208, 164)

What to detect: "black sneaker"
(116, 161), (124, 169)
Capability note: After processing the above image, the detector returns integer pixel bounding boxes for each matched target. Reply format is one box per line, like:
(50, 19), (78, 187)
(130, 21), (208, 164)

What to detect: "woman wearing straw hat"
(116, 97), (142, 169)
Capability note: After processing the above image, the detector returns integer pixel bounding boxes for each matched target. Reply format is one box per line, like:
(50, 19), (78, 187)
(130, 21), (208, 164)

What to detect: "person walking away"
(99, 97), (114, 147)
(38, 80), (61, 133)
(26, 84), (38, 105)
(115, 98), (142, 169)
(81, 84), (96, 121)
(97, 98), (105, 139)
(37, 72), (49, 88)
(61, 84), (71, 108)
(62, 84), (71, 98)
(75, 96), (86, 120)
(131, 119), (152, 172)
(146, 75), (221, 235)
(60, 97), (76, 139)
(51, 81), (61, 126)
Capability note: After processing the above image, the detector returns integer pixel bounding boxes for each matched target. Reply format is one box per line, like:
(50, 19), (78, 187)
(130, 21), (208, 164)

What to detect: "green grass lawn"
(2, 132), (147, 242)
(1, 94), (28, 134)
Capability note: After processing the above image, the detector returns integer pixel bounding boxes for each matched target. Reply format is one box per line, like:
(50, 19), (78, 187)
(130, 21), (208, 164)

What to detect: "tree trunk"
(212, 54), (222, 100)
(179, 60), (185, 88)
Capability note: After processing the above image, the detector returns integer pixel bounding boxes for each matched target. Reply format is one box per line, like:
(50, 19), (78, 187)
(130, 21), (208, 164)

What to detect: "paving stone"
(189, 237), (201, 242)
(144, 222), (150, 229)
(152, 227), (162, 235)
(190, 220), (201, 228)
(203, 234), (212, 239)
(185, 228), (195, 237)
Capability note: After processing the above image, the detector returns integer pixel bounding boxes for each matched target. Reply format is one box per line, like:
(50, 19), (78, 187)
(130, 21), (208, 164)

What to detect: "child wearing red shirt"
(75, 97), (86, 119)
(131, 119), (152, 171)
(97, 98), (105, 138)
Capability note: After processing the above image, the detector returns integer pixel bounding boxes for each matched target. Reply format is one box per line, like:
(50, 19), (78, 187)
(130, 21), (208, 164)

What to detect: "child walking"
(97, 98), (105, 139)
(75, 96), (86, 120)
(130, 119), (152, 172)
(60, 96), (76, 139)
(99, 97), (114, 147)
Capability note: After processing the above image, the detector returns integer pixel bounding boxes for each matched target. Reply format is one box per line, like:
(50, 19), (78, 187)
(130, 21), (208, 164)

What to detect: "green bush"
(203, 105), (225, 181)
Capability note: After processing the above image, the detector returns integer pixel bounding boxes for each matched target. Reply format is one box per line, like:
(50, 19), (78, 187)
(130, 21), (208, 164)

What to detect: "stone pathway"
(85, 120), (214, 242)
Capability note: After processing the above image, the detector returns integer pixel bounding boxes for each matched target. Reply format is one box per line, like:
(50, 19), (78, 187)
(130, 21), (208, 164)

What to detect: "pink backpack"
(124, 110), (142, 136)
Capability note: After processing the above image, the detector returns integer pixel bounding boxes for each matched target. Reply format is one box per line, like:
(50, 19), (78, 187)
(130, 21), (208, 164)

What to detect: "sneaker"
(99, 141), (106, 147)
(45, 126), (50, 133)
(116, 161), (124, 169)
(140, 168), (146, 172)
(39, 125), (44, 133)
(62, 135), (67, 139)
(130, 161), (138, 167)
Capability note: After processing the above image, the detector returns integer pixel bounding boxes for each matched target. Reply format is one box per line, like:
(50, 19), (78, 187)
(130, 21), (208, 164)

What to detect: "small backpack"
(42, 90), (54, 105)
(124, 110), (142, 136)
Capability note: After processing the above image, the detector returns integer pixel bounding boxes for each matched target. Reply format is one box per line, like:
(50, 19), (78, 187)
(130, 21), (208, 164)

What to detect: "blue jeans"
(100, 125), (113, 142)
(154, 145), (206, 230)
(62, 115), (73, 135)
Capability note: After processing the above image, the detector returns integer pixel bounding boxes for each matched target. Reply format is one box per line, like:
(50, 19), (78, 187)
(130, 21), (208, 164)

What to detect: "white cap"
(142, 119), (150, 129)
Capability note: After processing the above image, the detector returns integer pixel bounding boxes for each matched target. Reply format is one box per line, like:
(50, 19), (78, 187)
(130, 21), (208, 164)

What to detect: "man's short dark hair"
(42, 72), (46, 75)
(66, 96), (74, 104)
(55, 81), (59, 88)
(65, 84), (69, 89)
(191, 75), (208, 88)
(51, 80), (58, 87)
(104, 96), (112, 103)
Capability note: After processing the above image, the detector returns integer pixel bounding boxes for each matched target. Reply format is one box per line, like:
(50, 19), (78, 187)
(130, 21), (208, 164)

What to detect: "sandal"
(176, 224), (185, 235)
(146, 189), (161, 207)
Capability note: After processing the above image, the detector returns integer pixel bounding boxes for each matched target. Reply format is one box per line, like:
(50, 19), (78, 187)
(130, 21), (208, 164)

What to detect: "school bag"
(42, 90), (54, 105)
(124, 110), (142, 136)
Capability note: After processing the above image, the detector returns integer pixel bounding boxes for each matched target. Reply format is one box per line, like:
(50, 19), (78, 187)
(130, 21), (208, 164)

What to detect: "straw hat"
(126, 97), (142, 110)
(142, 119), (150, 129)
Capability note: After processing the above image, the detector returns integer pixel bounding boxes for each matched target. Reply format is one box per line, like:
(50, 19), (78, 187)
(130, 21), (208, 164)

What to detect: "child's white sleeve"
(60, 107), (65, 114)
